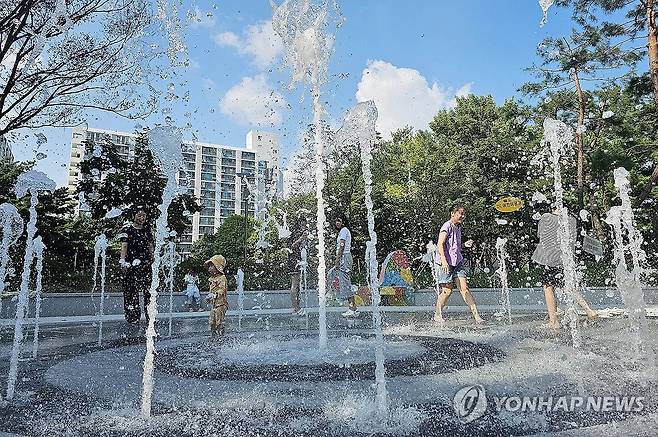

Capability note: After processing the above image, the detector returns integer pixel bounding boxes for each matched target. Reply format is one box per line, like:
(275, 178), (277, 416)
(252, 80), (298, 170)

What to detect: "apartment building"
(68, 127), (280, 253)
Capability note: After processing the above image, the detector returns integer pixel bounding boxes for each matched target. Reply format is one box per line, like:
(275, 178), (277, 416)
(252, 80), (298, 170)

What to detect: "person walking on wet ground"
(532, 206), (598, 330)
(119, 208), (154, 326)
(205, 254), (228, 338)
(433, 203), (484, 325)
(327, 212), (358, 318)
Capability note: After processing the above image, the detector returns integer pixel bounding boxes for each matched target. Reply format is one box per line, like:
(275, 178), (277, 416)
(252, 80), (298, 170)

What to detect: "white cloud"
(219, 74), (287, 126)
(214, 20), (283, 69)
(188, 7), (216, 28)
(355, 60), (472, 137)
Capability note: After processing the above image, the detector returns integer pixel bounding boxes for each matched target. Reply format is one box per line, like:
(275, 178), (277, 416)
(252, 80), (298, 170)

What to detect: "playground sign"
(495, 196), (524, 213)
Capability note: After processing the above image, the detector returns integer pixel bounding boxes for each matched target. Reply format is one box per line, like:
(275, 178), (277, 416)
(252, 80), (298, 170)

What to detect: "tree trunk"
(588, 191), (607, 243)
(635, 0), (658, 205)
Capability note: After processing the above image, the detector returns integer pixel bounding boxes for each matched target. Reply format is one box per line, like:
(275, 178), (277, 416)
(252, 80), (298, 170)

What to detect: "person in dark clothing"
(288, 217), (308, 316)
(119, 209), (154, 324)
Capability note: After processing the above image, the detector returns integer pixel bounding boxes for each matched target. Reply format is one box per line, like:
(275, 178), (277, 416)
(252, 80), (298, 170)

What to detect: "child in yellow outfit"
(204, 255), (228, 337)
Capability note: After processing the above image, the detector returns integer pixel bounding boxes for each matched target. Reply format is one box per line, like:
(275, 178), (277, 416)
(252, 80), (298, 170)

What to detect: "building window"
(202, 146), (216, 156)
(202, 155), (216, 164)
(201, 172), (215, 181)
(241, 160), (255, 170)
(241, 151), (256, 160)
(199, 226), (215, 235)
(200, 190), (215, 199)
(221, 149), (236, 158)
(201, 163), (216, 173)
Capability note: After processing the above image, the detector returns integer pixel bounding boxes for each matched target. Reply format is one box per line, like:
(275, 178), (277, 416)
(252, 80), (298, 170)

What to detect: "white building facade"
(68, 127), (280, 253)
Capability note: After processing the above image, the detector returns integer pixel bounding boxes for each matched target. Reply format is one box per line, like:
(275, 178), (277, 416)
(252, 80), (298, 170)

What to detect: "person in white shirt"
(328, 213), (358, 317)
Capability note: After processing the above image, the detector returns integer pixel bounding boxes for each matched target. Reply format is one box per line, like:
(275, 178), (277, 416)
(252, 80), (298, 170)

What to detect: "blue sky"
(16, 0), (582, 187)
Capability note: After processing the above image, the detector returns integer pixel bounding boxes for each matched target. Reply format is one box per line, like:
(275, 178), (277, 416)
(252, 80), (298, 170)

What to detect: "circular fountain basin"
(157, 334), (504, 382)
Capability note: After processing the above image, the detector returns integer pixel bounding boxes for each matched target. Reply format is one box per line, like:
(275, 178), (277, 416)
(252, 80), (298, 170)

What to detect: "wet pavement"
(1, 310), (657, 436)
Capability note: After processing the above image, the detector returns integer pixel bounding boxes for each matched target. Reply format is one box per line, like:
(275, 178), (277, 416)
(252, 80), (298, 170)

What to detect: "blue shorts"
(435, 261), (467, 285)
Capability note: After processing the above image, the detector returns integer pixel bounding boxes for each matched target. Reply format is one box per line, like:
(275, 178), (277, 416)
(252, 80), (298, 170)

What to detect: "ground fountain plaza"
(2, 301), (658, 436)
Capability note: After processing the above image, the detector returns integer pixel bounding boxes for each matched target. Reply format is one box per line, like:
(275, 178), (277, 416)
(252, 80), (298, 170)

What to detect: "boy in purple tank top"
(433, 203), (484, 325)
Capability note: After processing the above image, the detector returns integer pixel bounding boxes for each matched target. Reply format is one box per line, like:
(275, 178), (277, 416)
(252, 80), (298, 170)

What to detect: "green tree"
(77, 132), (200, 238)
(0, 158), (90, 291)
(0, 0), (158, 138)
(553, 0), (658, 204)
(179, 214), (289, 291)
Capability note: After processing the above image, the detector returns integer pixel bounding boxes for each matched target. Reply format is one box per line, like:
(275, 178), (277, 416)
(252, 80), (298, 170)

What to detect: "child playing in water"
(183, 272), (201, 311)
(433, 203), (484, 325)
(532, 206), (598, 330)
(204, 255), (228, 337)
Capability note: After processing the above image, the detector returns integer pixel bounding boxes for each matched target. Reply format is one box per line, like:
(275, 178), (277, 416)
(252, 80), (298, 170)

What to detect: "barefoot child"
(532, 207), (598, 330)
(433, 203), (484, 324)
(204, 255), (228, 337)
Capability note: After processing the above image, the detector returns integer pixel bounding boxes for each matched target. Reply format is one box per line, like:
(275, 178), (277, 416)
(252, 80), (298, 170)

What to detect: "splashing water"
(6, 170), (55, 400)
(605, 168), (655, 372)
(157, 0), (189, 67)
(30, 236), (45, 359)
(539, 0), (554, 27)
(19, 0), (73, 77)
(237, 268), (245, 330)
(104, 207), (123, 219)
(93, 234), (108, 346)
(276, 210), (292, 239)
(495, 237), (512, 324)
(272, 0), (343, 351)
(164, 241), (177, 338)
(337, 100), (388, 416)
(0, 203), (23, 319)
(299, 247), (310, 328)
(542, 119), (582, 347)
(426, 241), (444, 327)
(141, 126), (183, 417)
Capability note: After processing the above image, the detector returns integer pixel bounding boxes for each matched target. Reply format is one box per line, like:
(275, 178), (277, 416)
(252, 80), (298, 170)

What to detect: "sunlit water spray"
(237, 268), (245, 330)
(542, 118), (582, 348)
(92, 234), (108, 346)
(0, 203), (23, 320)
(495, 237), (512, 324)
(163, 240), (177, 338)
(140, 126), (183, 417)
(424, 241), (444, 328)
(539, 0), (554, 27)
(337, 101), (388, 416)
(31, 236), (46, 359)
(605, 167), (655, 372)
(300, 247), (310, 328)
(272, 0), (343, 350)
(6, 170), (55, 400)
